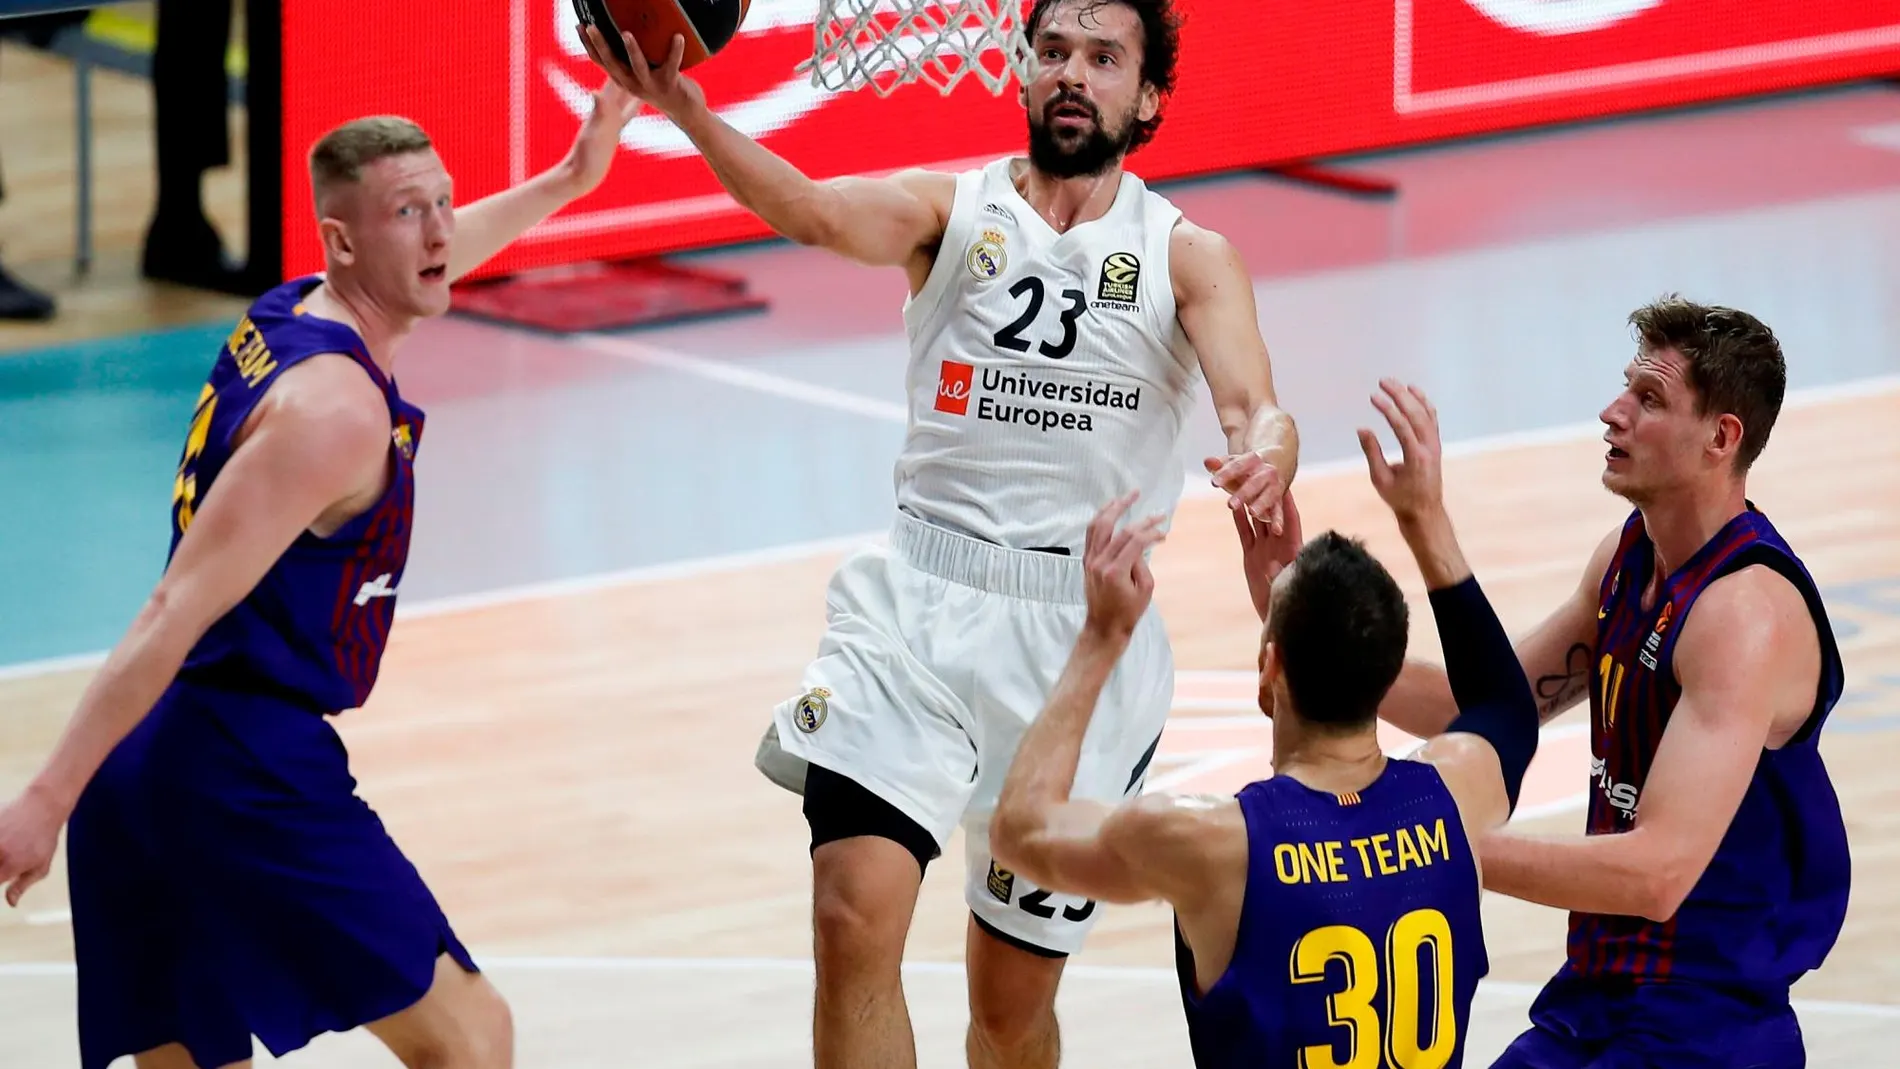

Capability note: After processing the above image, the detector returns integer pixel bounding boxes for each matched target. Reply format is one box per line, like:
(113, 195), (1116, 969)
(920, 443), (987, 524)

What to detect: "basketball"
(571, 0), (752, 71)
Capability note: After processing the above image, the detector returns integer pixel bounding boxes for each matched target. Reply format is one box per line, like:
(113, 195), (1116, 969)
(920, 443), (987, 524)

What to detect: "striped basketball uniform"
(1178, 761), (1487, 1069)
(1496, 506), (1849, 1069)
(755, 156), (1204, 955)
(65, 277), (475, 1069)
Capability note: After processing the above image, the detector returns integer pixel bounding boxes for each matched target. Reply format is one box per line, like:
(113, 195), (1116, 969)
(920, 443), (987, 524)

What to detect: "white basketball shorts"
(754, 510), (1173, 956)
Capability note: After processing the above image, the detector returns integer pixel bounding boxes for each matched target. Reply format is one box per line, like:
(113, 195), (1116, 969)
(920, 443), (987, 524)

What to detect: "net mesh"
(801, 0), (1035, 97)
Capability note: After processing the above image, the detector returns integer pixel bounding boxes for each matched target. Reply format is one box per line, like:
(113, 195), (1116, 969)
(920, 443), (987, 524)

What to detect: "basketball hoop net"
(801, 0), (1034, 97)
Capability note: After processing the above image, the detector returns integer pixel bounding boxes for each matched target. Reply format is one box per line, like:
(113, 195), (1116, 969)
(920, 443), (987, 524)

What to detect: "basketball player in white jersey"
(580, 3), (1297, 1066)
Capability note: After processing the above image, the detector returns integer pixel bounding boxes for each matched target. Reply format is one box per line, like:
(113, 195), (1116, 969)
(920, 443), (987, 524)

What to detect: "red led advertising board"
(277, 0), (1900, 282)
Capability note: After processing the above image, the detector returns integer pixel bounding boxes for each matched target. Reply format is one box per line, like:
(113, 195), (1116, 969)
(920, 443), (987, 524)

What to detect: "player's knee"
(402, 981), (513, 1069)
(811, 868), (909, 973)
(968, 986), (1058, 1052)
(967, 933), (1063, 1051)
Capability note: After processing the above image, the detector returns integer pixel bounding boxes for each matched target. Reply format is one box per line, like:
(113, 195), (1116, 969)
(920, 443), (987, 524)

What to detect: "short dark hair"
(1627, 295), (1786, 472)
(1267, 533), (1410, 731)
(1025, 0), (1182, 153)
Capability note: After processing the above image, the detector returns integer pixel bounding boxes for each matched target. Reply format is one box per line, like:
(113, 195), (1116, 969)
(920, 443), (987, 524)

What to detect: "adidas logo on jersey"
(354, 573), (398, 607)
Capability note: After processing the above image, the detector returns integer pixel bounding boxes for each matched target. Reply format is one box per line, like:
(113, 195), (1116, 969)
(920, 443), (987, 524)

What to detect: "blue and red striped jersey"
(165, 276), (423, 714)
(1568, 506), (1849, 991)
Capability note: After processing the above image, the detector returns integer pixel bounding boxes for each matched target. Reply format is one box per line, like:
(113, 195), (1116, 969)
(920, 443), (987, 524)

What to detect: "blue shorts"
(66, 681), (477, 1069)
(1491, 972), (1805, 1069)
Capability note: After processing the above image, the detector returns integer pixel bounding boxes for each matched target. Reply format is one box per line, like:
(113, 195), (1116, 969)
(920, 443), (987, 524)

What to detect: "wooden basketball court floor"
(2, 378), (1897, 1066)
(4, 32), (1900, 1067)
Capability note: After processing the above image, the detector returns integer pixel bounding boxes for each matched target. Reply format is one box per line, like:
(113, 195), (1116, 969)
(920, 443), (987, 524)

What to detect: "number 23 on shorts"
(1291, 908), (1457, 1069)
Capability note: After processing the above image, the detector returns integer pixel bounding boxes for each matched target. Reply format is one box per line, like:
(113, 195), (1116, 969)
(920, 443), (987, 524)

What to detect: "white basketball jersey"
(894, 158), (1203, 550)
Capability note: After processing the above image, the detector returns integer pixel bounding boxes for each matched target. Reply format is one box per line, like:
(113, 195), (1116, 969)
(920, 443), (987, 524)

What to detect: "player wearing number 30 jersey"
(992, 380), (1544, 1069)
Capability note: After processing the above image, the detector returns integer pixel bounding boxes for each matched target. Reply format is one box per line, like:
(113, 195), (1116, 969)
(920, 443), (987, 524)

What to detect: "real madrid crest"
(794, 686), (832, 733)
(966, 227), (1007, 281)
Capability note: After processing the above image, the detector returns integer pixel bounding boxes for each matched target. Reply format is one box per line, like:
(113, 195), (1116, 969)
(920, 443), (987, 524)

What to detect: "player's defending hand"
(1358, 378), (1447, 526)
(577, 26), (706, 122)
(0, 788), (61, 907)
(1203, 452), (1287, 535)
(1234, 490), (1303, 623)
(559, 78), (641, 197)
(1082, 492), (1168, 641)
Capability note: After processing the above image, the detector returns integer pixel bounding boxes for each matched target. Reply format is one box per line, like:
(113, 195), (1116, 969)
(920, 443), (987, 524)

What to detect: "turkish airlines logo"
(936, 361), (973, 415)
(1461, 0), (1662, 36)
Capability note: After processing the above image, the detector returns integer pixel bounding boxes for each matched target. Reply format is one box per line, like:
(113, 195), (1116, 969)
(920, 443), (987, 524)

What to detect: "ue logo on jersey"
(936, 361), (974, 415)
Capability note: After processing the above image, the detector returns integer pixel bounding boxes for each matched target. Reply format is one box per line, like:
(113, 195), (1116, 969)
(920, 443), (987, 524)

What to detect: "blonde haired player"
(582, 3), (1297, 1066)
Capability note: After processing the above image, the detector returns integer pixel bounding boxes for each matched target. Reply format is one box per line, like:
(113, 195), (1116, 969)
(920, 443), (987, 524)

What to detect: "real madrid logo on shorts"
(967, 228), (1008, 281)
(794, 686), (831, 733)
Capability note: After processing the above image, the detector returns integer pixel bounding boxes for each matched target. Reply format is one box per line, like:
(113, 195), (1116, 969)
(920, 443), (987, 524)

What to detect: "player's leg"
(145, 693), (505, 1066)
(959, 580), (1171, 1069)
(1488, 1028), (1600, 1069)
(132, 1044), (251, 1069)
(963, 916), (1065, 1069)
(1488, 975), (1617, 1069)
(362, 954), (514, 1069)
(757, 546), (981, 1069)
(805, 764), (939, 1069)
(67, 702), (256, 1069)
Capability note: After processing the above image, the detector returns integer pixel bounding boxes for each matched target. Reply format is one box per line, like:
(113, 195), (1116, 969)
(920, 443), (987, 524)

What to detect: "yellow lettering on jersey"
(233, 322), (278, 387)
(1417, 819), (1450, 863)
(1297, 842), (1328, 883)
(1396, 827), (1424, 872)
(1291, 908), (1459, 1069)
(1349, 837), (1375, 878)
(1369, 833), (1397, 876)
(1274, 844), (1302, 885)
(171, 384), (218, 534)
(1323, 840), (1348, 883)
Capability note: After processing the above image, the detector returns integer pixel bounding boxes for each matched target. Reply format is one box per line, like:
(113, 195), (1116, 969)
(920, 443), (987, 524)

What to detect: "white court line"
(0, 955), (1891, 1019)
(571, 333), (910, 423)
(2, 374), (1893, 682)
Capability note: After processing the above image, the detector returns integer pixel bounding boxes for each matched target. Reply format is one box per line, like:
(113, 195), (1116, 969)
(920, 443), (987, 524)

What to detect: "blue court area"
(7, 84), (1900, 667)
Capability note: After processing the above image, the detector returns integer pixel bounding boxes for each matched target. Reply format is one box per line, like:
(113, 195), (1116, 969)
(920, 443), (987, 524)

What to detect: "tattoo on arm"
(1535, 643), (1593, 718)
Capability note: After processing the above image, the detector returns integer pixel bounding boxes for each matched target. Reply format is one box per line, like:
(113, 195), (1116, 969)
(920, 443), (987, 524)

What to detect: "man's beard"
(1027, 92), (1135, 178)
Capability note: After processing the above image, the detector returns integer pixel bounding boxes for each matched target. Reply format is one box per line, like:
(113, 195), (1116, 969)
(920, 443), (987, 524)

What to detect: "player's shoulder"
(1166, 219), (1245, 294)
(886, 167), (960, 206)
(1680, 562), (1811, 658)
(1105, 792), (1245, 851)
(1403, 733), (1510, 835)
(247, 354), (390, 453)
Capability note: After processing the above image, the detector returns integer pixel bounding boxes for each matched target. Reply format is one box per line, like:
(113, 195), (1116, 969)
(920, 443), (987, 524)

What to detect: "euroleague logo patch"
(793, 686), (831, 733)
(1095, 251), (1139, 310)
(986, 860), (1016, 903)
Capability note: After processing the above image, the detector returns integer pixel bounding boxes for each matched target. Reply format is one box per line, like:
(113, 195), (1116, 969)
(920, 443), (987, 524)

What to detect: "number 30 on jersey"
(1291, 907), (1457, 1069)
